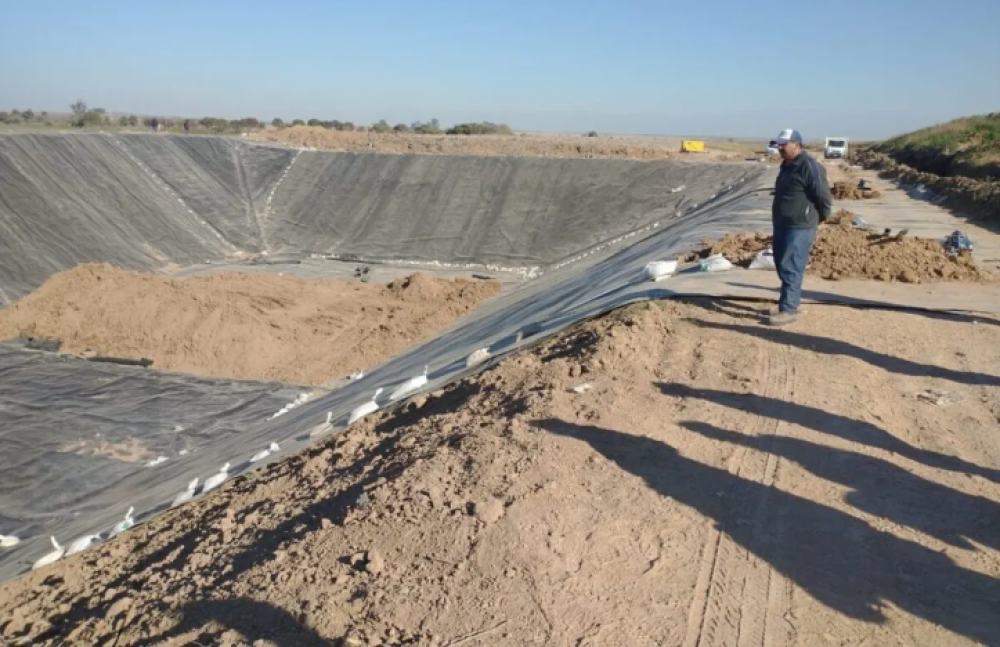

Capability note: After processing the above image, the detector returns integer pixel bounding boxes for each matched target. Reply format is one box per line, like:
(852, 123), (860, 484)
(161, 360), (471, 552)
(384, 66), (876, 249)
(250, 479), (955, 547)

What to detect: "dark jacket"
(772, 151), (832, 229)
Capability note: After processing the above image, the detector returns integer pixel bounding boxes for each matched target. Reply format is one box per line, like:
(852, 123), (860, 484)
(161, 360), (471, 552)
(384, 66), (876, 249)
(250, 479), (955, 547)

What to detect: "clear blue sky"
(2, 0), (998, 139)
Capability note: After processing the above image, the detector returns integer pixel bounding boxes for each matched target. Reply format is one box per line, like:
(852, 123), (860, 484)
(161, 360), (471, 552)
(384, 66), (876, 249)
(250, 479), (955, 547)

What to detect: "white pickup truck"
(824, 137), (849, 159)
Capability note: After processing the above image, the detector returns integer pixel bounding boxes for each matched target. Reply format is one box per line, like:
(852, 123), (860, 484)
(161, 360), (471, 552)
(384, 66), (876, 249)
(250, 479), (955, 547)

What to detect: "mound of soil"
(832, 180), (881, 200)
(0, 264), (500, 385)
(3, 300), (1000, 646)
(696, 215), (994, 283)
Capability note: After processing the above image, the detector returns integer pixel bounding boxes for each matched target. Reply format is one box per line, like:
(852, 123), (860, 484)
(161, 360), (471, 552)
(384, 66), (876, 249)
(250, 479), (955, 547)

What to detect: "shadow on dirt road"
(538, 417), (1000, 645)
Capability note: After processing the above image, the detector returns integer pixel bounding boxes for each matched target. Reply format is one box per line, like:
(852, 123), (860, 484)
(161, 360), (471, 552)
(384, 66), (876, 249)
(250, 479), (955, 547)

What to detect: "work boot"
(765, 311), (798, 327)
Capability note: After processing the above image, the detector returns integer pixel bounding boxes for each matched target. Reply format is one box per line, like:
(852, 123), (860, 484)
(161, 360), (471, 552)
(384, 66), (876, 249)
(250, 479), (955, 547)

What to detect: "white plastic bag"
(748, 248), (776, 270)
(699, 254), (733, 272)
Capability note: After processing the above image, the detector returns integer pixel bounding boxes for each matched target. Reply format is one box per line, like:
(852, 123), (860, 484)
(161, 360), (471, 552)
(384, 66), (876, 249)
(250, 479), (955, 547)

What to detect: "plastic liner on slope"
(265, 152), (763, 268)
(0, 178), (771, 583)
(0, 135), (240, 302)
(0, 345), (307, 583)
(116, 135), (295, 251)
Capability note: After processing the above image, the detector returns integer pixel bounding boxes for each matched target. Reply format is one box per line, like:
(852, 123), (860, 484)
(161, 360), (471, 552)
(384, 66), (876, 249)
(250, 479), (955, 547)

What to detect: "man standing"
(767, 128), (832, 326)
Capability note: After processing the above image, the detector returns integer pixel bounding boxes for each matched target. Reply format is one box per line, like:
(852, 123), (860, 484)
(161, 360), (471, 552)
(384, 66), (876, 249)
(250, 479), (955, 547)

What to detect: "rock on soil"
(695, 214), (995, 283)
(0, 264), (501, 385)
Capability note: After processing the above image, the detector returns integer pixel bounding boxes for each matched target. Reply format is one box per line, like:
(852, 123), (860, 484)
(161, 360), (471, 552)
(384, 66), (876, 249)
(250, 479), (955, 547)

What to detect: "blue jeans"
(772, 226), (816, 314)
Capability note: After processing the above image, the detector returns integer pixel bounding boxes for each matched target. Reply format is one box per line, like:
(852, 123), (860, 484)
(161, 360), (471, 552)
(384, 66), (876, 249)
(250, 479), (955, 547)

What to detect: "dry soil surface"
(0, 264), (500, 385)
(3, 299), (999, 646)
(697, 216), (996, 283)
(251, 126), (755, 160)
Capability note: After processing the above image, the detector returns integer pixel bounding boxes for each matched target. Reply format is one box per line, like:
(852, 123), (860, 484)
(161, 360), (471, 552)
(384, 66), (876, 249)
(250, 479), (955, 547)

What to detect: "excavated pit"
(0, 133), (767, 585)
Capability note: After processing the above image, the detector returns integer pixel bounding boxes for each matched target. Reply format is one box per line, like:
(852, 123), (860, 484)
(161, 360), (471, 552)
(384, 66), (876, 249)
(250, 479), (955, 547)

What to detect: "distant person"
(767, 128), (832, 327)
(150, 117), (159, 133)
(183, 119), (191, 134)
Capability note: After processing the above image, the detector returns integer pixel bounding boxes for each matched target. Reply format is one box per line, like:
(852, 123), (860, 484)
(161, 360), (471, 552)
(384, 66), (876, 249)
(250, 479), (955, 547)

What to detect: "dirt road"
(823, 161), (1000, 271)
(3, 299), (998, 646)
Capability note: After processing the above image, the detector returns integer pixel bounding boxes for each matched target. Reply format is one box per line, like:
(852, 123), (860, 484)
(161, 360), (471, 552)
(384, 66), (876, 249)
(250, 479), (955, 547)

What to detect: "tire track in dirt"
(684, 343), (793, 647)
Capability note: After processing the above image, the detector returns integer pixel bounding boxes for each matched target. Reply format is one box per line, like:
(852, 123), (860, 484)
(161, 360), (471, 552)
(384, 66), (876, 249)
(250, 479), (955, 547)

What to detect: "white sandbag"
(465, 348), (491, 368)
(643, 260), (678, 281)
(699, 254), (733, 272)
(748, 248), (776, 270)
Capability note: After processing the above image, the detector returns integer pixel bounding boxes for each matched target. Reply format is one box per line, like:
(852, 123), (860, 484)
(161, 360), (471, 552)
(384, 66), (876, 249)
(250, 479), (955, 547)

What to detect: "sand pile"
(695, 215), (994, 283)
(832, 180), (881, 200)
(0, 264), (500, 385)
(3, 300), (1000, 646)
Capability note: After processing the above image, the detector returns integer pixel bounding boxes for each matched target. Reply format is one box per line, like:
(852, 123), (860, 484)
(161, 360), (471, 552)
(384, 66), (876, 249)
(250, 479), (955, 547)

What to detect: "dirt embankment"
(0, 264), (500, 385)
(2, 300), (999, 646)
(693, 214), (995, 283)
(870, 113), (1000, 181)
(853, 148), (1000, 217)
(251, 126), (752, 160)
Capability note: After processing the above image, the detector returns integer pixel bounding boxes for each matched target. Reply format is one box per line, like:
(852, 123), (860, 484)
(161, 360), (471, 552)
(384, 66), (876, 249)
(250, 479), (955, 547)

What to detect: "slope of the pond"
(265, 151), (761, 268)
(0, 134), (249, 303)
(0, 133), (766, 301)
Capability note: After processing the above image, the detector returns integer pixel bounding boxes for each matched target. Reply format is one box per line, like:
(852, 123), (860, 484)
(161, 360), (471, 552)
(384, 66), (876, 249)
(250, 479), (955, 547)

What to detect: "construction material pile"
(0, 264), (501, 385)
(695, 213), (994, 283)
(832, 180), (882, 200)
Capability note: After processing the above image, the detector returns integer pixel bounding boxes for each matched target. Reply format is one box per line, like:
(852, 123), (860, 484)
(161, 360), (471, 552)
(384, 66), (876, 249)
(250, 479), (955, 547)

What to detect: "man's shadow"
(538, 418), (1000, 645)
(689, 317), (1000, 387)
(657, 382), (1000, 485)
(681, 420), (1000, 554)
(155, 598), (333, 646)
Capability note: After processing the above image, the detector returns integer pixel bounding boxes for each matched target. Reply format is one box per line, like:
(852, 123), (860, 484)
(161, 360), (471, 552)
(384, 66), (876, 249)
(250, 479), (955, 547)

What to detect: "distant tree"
(0, 111), (8, 123)
(22, 109), (35, 122)
(237, 117), (260, 131)
(412, 119), (442, 134)
(340, 121), (355, 131)
(70, 100), (87, 118)
(40, 111), (48, 119)
(586, 131), (598, 137)
(5, 112), (22, 124)
(271, 118), (285, 128)
(128, 115), (139, 127)
(199, 117), (229, 132)
(68, 99), (105, 127)
(307, 118), (321, 127)
(119, 115), (130, 127)
(446, 122), (512, 135)
(371, 119), (391, 133)
(292, 119), (305, 126)
(393, 123), (410, 132)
